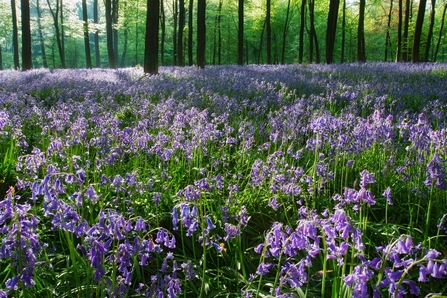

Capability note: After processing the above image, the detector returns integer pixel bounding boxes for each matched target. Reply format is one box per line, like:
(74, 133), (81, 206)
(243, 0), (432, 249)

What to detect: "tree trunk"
(178, 0), (185, 66)
(341, 0), (346, 62)
(326, 0), (340, 64)
(424, 0), (436, 61)
(173, 0), (178, 65)
(385, 0), (393, 61)
(188, 0), (193, 65)
(238, 0), (244, 65)
(196, 0), (205, 68)
(82, 0), (92, 68)
(396, 0), (402, 61)
(281, 0), (290, 64)
(47, 0), (66, 68)
(105, 0), (117, 68)
(112, 0), (119, 65)
(218, 0), (222, 65)
(266, 0), (271, 64)
(21, 0), (33, 70)
(402, 0), (411, 61)
(144, 0), (159, 74)
(94, 0), (100, 67)
(121, 19), (129, 67)
(60, 0), (65, 67)
(309, 0), (317, 63)
(0, 45), (2, 70)
(313, 21), (320, 63)
(357, 0), (366, 62)
(412, 0), (427, 62)
(160, 0), (165, 65)
(11, 0), (20, 69)
(434, 2), (447, 61)
(36, 0), (48, 68)
(298, 0), (306, 63)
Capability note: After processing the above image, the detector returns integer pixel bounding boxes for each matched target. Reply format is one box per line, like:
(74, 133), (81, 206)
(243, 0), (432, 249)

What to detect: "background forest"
(1, 0), (447, 70)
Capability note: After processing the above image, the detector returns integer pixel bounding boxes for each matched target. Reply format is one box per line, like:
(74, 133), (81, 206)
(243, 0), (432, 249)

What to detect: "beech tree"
(197, 0), (205, 68)
(36, 0), (48, 68)
(82, 0), (91, 68)
(434, 1), (447, 61)
(326, 0), (340, 64)
(11, 0), (19, 69)
(144, 0), (159, 74)
(266, 0), (271, 64)
(358, 0), (366, 62)
(105, 0), (116, 68)
(424, 0), (436, 61)
(47, 0), (66, 68)
(93, 0), (100, 67)
(22, 0), (32, 70)
(412, 0), (427, 62)
(178, 0), (185, 66)
(238, 0), (244, 65)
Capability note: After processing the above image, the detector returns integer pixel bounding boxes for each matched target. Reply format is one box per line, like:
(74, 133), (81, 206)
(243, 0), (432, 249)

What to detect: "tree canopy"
(0, 0), (446, 69)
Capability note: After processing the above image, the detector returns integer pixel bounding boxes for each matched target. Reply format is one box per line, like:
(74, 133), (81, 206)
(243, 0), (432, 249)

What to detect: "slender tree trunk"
(424, 0), (436, 61)
(212, 11), (217, 64)
(178, 0), (185, 66)
(105, 0), (117, 68)
(298, 0), (306, 63)
(396, 0), (402, 61)
(160, 0), (165, 65)
(11, 0), (20, 69)
(309, 0), (316, 63)
(238, 0), (244, 65)
(403, 0), (410, 61)
(21, 0), (33, 70)
(112, 0), (119, 65)
(341, 0), (346, 62)
(313, 22), (320, 63)
(412, 0), (427, 62)
(60, 0), (65, 66)
(434, 2), (447, 61)
(385, 0), (393, 61)
(281, 0), (291, 64)
(258, 19), (265, 63)
(82, 0), (92, 68)
(358, 0), (366, 62)
(47, 0), (66, 68)
(121, 20), (129, 67)
(326, 0), (340, 64)
(144, 0), (159, 74)
(196, 0), (205, 68)
(266, 0), (271, 64)
(0, 45), (2, 70)
(218, 0), (222, 65)
(36, 0), (48, 68)
(135, 0), (139, 65)
(188, 0), (193, 65)
(94, 0), (100, 67)
(173, 0), (178, 65)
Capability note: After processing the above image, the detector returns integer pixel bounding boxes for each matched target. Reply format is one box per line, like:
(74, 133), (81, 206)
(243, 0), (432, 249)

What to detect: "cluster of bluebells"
(0, 187), (46, 293)
(333, 169), (377, 210)
(345, 236), (447, 298)
(1, 64), (447, 297)
(246, 206), (364, 297)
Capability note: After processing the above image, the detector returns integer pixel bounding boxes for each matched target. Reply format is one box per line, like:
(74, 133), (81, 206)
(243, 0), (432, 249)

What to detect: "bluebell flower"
(424, 153), (447, 190)
(383, 187), (392, 205)
(256, 263), (274, 276)
(359, 169), (376, 188)
(85, 185), (98, 204)
(5, 276), (19, 291)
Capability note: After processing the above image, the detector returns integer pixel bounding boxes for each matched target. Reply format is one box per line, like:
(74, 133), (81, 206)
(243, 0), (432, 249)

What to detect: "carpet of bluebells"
(1, 63), (447, 298)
